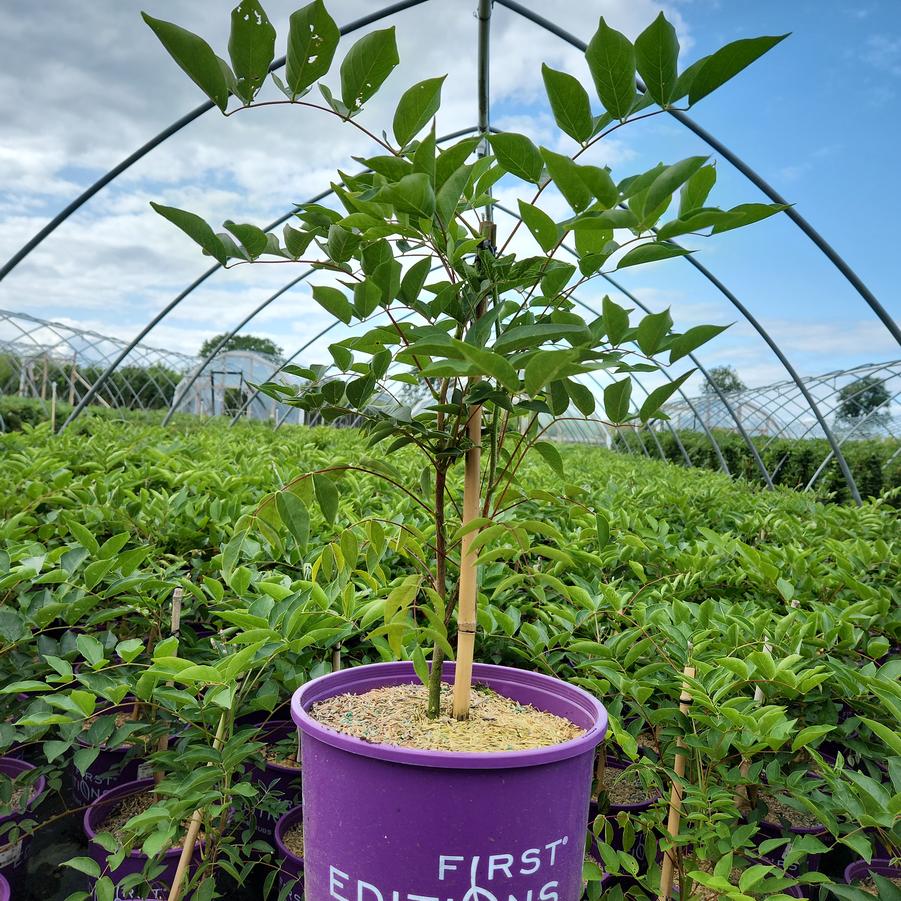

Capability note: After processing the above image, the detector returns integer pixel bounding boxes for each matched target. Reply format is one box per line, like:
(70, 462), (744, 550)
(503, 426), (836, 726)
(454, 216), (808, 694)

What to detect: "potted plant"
(143, 1), (789, 896)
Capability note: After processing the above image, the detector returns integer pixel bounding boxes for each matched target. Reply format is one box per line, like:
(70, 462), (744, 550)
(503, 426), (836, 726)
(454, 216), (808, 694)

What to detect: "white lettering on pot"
(328, 837), (569, 901)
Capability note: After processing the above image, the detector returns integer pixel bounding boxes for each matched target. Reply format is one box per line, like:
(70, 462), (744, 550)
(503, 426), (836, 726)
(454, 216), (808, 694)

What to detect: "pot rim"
(291, 660), (607, 770)
(0, 756), (46, 826)
(83, 777), (198, 861)
(274, 803), (304, 866)
(844, 858), (901, 884)
(255, 720), (303, 777)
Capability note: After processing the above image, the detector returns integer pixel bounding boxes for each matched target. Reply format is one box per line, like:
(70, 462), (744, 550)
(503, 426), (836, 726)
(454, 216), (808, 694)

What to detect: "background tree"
(198, 334), (282, 359)
(835, 374), (891, 435)
(704, 365), (746, 394)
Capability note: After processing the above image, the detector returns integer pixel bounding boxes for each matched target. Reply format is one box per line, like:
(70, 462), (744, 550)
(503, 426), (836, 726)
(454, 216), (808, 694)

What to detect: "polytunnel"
(1, 4), (900, 901)
(0, 0), (897, 509)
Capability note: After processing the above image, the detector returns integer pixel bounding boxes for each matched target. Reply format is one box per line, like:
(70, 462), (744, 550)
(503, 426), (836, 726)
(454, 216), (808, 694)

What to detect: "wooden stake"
(735, 637), (771, 811)
(593, 741), (607, 801)
(50, 383), (57, 433)
(452, 220), (495, 721)
(167, 711), (226, 901)
(155, 589), (183, 786)
(658, 662), (695, 901)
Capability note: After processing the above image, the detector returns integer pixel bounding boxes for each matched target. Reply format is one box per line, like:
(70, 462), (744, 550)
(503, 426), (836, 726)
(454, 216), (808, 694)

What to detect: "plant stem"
(427, 464), (448, 718)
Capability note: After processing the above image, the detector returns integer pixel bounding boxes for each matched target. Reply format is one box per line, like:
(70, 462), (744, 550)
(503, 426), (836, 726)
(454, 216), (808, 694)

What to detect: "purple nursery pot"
(0, 757), (46, 877)
(291, 661), (607, 901)
(274, 804), (304, 901)
(72, 703), (153, 807)
(250, 721), (303, 844)
(84, 778), (201, 901)
(588, 757), (658, 871)
(0, 872), (8, 901)
(844, 858), (901, 888)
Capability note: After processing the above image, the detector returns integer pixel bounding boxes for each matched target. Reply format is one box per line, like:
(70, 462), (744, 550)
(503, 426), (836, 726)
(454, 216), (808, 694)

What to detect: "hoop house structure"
(0, 0), (895, 509)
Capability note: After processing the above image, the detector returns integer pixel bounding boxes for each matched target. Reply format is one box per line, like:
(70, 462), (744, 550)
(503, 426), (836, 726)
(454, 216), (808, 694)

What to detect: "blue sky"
(0, 0), (897, 400)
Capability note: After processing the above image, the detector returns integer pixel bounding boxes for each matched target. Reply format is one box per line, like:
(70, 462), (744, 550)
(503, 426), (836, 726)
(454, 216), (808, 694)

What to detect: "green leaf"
(436, 162), (472, 224)
(517, 200), (559, 253)
(596, 514), (610, 548)
(393, 76), (446, 147)
(382, 173), (435, 219)
(668, 324), (728, 363)
(95, 877), (114, 901)
(116, 639), (144, 663)
(689, 35), (789, 105)
(616, 242), (689, 270)
(577, 165), (618, 209)
(276, 491), (310, 550)
(411, 646), (429, 687)
(524, 349), (576, 396)
(586, 19), (637, 120)
(533, 441), (565, 478)
(286, 0), (340, 98)
(860, 717), (901, 756)
(455, 343), (520, 393)
(567, 379), (596, 416)
(228, 0), (276, 103)
(638, 371), (693, 421)
(604, 378), (632, 423)
(394, 260), (429, 309)
(488, 133), (543, 184)
(634, 13), (679, 106)
(142, 13), (230, 112)
(636, 309), (673, 355)
(711, 202), (788, 234)
(791, 725), (835, 752)
(340, 27), (399, 112)
(312, 286), (354, 325)
(679, 164), (717, 216)
(150, 203), (227, 267)
(643, 156), (708, 218)
(313, 474), (340, 525)
(76, 634), (105, 668)
(62, 858), (101, 878)
(603, 295), (630, 344)
(540, 148), (592, 213)
(541, 63), (593, 143)
(224, 220), (268, 259)
(142, 827), (174, 860)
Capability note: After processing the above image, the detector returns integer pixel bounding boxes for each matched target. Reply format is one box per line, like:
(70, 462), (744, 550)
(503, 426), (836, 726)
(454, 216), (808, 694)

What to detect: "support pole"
(659, 661), (695, 901)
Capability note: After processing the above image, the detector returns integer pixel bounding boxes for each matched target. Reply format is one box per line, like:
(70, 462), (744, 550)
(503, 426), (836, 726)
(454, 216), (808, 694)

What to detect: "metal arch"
(161, 269), (314, 425)
(805, 383), (901, 492)
(59, 125), (482, 432)
(491, 0), (900, 349)
(0, 0), (434, 286)
(675, 247), (863, 504)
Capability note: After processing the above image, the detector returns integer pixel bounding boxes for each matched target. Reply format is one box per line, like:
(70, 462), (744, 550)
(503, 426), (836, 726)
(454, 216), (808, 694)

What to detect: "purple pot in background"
(71, 703), (152, 807)
(844, 858), (901, 887)
(0, 757), (46, 877)
(0, 872), (8, 901)
(588, 757), (658, 871)
(84, 778), (200, 901)
(249, 721), (303, 845)
(274, 805), (304, 901)
(292, 661), (607, 901)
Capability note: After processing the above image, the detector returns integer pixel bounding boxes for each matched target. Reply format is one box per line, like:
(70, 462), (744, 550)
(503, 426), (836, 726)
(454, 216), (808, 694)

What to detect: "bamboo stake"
(50, 382), (57, 433)
(167, 711), (226, 901)
(155, 588), (183, 786)
(452, 221), (495, 721)
(735, 637), (771, 810)
(593, 741), (607, 801)
(658, 661), (695, 901)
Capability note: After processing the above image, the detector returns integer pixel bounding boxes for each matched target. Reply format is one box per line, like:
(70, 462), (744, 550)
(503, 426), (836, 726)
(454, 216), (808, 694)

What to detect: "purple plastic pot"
(72, 703), (153, 807)
(588, 757), (658, 869)
(292, 661), (607, 901)
(0, 757), (46, 876)
(0, 872), (8, 901)
(84, 778), (200, 901)
(844, 858), (901, 888)
(274, 804), (304, 901)
(250, 721), (303, 844)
